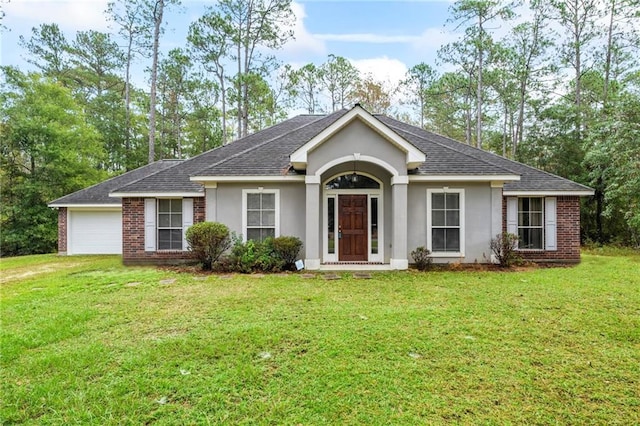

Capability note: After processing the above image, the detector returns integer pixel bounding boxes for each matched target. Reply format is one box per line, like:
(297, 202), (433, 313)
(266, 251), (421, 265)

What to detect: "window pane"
(171, 199), (182, 212)
(519, 197), (528, 211)
(158, 213), (171, 227)
(371, 197), (378, 254)
(446, 211), (459, 226)
(247, 211), (261, 226)
(247, 228), (261, 241)
(325, 174), (380, 189)
(432, 228), (445, 251)
(432, 193), (445, 209)
(247, 193), (260, 209)
(262, 228), (275, 240)
(262, 210), (275, 226)
(328, 198), (335, 254)
(530, 198), (542, 211)
(170, 213), (182, 227)
(432, 210), (445, 227)
(158, 199), (170, 212)
(518, 212), (528, 226)
(531, 212), (542, 227)
(262, 193), (275, 209)
(445, 193), (459, 209)
(530, 229), (543, 249)
(170, 229), (182, 250)
(158, 229), (171, 249)
(445, 229), (460, 251)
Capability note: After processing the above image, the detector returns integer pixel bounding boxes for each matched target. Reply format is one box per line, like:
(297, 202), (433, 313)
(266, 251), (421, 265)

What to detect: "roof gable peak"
(290, 105), (425, 170)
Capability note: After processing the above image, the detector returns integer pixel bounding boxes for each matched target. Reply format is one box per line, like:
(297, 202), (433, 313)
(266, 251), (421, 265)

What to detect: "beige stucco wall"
(307, 119), (407, 177)
(407, 182), (499, 263)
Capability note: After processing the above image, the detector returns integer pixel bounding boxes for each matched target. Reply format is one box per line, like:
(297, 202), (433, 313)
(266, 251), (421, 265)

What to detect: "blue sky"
(1, 0), (462, 89)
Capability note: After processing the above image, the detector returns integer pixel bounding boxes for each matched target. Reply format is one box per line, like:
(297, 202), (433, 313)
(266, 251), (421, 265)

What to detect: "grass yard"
(1, 252), (639, 425)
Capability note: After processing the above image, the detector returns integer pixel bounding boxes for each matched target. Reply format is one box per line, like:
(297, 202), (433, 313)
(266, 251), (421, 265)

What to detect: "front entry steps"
(320, 262), (391, 271)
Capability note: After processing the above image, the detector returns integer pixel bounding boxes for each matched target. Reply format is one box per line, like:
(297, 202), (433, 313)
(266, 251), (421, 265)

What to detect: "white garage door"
(68, 209), (122, 254)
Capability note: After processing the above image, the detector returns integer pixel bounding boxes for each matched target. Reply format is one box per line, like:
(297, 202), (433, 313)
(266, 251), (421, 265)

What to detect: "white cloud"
(280, 1), (326, 59)
(411, 27), (459, 54)
(349, 56), (408, 88)
(316, 33), (419, 44)
(5, 0), (111, 32)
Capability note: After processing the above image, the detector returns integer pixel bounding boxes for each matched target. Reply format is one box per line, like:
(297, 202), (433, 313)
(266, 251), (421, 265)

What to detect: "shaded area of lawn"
(1, 253), (639, 424)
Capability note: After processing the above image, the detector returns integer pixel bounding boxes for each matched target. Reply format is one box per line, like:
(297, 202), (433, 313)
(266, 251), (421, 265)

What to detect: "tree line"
(1, 0), (639, 256)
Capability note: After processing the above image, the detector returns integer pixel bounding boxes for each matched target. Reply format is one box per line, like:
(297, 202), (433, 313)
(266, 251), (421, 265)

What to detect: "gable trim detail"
(290, 105), (425, 170)
(314, 154), (401, 178)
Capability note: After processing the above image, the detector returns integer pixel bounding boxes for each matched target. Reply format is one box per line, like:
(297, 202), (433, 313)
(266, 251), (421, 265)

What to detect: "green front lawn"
(1, 253), (639, 424)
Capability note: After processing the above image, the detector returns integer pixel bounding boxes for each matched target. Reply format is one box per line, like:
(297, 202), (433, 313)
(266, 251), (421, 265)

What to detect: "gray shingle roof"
(100, 107), (591, 198)
(376, 116), (593, 192)
(49, 160), (182, 206)
(113, 113), (334, 193)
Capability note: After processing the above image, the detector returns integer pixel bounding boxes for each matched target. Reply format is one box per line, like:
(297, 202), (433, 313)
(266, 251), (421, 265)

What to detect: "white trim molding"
(48, 203), (122, 209)
(110, 191), (204, 198)
(410, 174), (520, 182)
(241, 188), (280, 242)
(426, 188), (466, 258)
(190, 175), (304, 183)
(315, 154), (401, 178)
(290, 105), (425, 170)
(503, 190), (594, 196)
(322, 172), (384, 264)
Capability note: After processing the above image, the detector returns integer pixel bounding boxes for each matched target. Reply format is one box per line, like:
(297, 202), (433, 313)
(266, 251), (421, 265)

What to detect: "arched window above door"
(325, 174), (380, 190)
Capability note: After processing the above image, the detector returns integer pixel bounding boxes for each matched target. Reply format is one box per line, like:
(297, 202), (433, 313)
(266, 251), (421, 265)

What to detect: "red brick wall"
(57, 207), (67, 254)
(122, 197), (205, 265)
(502, 196), (581, 263)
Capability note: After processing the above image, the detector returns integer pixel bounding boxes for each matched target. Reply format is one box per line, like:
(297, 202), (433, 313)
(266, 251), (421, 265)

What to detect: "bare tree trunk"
(221, 77), (227, 144)
(124, 36), (132, 168)
(148, 0), (164, 164)
(603, 0), (616, 109)
(476, 13), (483, 150)
(502, 104), (508, 157)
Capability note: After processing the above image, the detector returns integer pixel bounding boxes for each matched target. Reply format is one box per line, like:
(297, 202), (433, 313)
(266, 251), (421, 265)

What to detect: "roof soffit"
(290, 105), (426, 170)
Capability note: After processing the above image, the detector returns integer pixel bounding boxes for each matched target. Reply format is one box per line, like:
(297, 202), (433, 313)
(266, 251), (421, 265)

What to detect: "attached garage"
(67, 208), (122, 254)
(49, 160), (184, 256)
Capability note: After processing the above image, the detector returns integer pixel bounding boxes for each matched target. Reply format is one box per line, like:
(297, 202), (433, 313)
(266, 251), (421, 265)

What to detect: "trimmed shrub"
(226, 235), (303, 273)
(489, 232), (521, 267)
(185, 222), (232, 270)
(272, 236), (303, 271)
(411, 246), (433, 271)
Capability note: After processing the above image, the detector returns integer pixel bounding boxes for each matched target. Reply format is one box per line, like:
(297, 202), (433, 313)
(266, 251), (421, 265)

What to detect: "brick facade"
(503, 195), (581, 263)
(57, 207), (67, 254)
(122, 197), (205, 265)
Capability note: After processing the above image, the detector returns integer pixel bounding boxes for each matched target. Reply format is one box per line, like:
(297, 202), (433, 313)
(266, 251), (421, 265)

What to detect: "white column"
(390, 176), (408, 270)
(490, 182), (504, 263)
(305, 176), (321, 270)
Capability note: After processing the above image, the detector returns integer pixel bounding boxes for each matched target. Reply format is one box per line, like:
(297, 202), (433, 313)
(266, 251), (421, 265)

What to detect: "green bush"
(185, 222), (232, 270)
(226, 235), (303, 273)
(489, 232), (521, 267)
(272, 236), (303, 271)
(411, 246), (433, 271)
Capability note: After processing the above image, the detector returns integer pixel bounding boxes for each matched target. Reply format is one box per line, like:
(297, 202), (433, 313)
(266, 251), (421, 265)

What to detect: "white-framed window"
(242, 189), (279, 242)
(157, 199), (183, 250)
(506, 196), (557, 251)
(517, 197), (544, 249)
(427, 188), (465, 256)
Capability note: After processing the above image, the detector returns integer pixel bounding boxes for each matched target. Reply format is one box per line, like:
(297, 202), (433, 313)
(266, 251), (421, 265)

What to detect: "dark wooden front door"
(339, 195), (368, 261)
